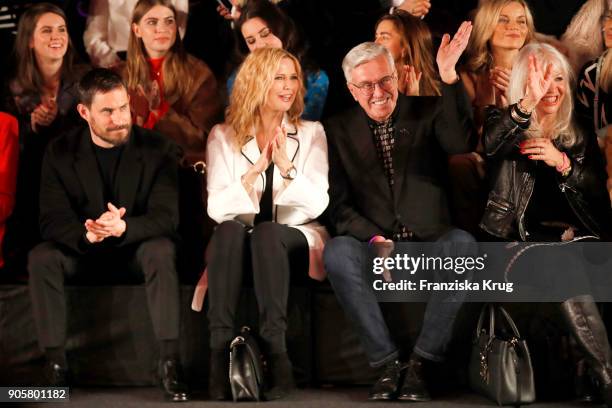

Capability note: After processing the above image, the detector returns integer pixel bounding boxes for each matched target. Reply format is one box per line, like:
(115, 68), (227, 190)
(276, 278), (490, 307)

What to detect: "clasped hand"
(31, 97), (58, 133)
(84, 202), (127, 244)
(251, 125), (292, 175)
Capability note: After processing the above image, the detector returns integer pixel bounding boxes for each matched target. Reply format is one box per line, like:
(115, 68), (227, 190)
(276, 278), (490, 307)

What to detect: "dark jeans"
(206, 220), (309, 354)
(28, 237), (181, 348)
(323, 228), (475, 367)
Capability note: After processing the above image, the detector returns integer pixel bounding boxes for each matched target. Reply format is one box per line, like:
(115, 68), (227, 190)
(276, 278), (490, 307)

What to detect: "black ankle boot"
(208, 350), (231, 400)
(265, 352), (295, 400)
(560, 295), (612, 407)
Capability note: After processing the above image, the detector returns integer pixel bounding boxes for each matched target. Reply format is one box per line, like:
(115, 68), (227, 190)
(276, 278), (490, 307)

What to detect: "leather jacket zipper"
(559, 183), (600, 238)
(518, 174), (534, 241)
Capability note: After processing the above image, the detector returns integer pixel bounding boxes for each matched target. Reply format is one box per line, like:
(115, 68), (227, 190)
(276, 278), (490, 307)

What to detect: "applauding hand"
(437, 21), (472, 84)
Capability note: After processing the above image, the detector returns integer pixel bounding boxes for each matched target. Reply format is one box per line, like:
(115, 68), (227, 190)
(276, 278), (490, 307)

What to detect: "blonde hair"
(465, 0), (535, 73)
(599, 10), (612, 92)
(126, 0), (193, 105)
(561, 0), (607, 73)
(507, 43), (577, 147)
(227, 48), (304, 148)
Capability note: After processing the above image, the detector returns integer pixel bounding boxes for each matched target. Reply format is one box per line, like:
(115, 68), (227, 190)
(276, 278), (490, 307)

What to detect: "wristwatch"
(281, 165), (297, 180)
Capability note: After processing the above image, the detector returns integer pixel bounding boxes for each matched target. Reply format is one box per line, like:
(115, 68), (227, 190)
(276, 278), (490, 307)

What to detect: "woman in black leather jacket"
(481, 42), (612, 406)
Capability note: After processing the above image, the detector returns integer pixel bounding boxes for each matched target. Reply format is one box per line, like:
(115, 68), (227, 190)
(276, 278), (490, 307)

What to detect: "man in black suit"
(27, 69), (189, 402)
(323, 23), (475, 402)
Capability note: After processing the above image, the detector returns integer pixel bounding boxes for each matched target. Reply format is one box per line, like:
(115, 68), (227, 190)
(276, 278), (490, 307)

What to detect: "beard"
(90, 118), (131, 147)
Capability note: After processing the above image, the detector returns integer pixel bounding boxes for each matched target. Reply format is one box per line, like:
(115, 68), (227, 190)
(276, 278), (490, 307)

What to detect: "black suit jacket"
(39, 125), (180, 254)
(324, 81), (475, 241)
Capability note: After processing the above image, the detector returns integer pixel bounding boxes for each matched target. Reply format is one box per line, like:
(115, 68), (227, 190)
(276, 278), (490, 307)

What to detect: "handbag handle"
(474, 303), (522, 341)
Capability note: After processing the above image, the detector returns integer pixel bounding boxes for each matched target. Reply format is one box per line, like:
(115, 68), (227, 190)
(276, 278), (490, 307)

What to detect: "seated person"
(0, 112), (18, 272)
(27, 68), (189, 402)
(3, 2), (88, 268)
(84, 0), (188, 68)
(481, 43), (612, 405)
(323, 24), (475, 402)
(205, 47), (329, 400)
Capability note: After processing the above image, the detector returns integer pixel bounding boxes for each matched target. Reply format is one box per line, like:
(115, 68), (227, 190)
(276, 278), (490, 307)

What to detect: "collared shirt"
(367, 112), (413, 241)
(368, 116), (395, 187)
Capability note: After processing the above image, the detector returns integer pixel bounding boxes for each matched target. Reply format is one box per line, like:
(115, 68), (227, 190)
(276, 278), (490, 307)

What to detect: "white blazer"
(84, 0), (188, 68)
(206, 118), (330, 280)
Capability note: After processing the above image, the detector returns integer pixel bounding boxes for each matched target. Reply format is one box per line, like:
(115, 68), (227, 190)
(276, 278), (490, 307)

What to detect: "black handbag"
(469, 304), (536, 406)
(229, 326), (265, 401)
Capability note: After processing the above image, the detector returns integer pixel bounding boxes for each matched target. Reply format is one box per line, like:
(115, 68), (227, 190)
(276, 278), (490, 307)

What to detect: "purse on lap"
(229, 326), (266, 402)
(469, 304), (536, 406)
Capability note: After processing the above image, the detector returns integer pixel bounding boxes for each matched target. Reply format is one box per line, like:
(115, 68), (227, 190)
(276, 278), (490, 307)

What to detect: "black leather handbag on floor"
(469, 304), (536, 406)
(229, 326), (265, 401)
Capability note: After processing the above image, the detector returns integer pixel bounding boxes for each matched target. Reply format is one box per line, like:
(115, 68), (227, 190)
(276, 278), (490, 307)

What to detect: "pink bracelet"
(556, 152), (570, 173)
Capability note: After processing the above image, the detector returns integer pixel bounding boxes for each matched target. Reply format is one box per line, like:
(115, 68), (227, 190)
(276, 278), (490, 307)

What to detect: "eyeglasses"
(349, 74), (396, 96)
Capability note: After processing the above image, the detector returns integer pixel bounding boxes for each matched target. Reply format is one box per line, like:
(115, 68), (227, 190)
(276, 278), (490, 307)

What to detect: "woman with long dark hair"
(3, 3), (87, 266)
(374, 10), (441, 96)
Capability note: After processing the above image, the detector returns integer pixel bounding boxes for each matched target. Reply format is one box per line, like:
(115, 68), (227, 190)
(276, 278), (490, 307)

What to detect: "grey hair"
(341, 42), (396, 83)
(507, 42), (577, 147)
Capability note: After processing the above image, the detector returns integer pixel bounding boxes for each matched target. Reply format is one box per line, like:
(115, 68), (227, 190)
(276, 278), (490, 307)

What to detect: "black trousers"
(206, 221), (309, 354)
(27, 237), (181, 348)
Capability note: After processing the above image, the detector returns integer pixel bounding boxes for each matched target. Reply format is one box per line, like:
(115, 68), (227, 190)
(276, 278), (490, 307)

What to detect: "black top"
(323, 83), (475, 241)
(39, 126), (179, 254)
(525, 161), (587, 241)
(92, 142), (124, 204)
(255, 164), (274, 225)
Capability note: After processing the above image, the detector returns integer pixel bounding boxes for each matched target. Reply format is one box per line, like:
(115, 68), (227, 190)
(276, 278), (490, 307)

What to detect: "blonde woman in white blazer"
(205, 47), (329, 400)
(83, 0), (188, 67)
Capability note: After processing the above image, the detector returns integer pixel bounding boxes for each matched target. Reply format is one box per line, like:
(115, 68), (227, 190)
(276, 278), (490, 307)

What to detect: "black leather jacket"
(479, 105), (612, 241)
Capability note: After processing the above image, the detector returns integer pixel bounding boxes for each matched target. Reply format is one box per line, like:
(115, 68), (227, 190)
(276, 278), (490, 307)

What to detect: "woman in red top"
(125, 0), (221, 164)
(124, 0), (223, 278)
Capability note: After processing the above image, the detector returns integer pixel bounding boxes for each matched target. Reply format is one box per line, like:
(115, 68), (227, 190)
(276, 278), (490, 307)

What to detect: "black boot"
(398, 354), (431, 402)
(265, 352), (295, 400)
(159, 358), (190, 402)
(368, 359), (403, 401)
(560, 295), (612, 407)
(208, 350), (231, 400)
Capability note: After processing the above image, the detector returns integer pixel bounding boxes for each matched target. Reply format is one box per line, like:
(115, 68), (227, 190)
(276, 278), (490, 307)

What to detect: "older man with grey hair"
(323, 22), (476, 402)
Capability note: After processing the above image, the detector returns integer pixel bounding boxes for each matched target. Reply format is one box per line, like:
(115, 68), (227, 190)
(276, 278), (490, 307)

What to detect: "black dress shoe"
(265, 352), (296, 401)
(208, 350), (231, 400)
(44, 361), (69, 387)
(368, 359), (403, 401)
(397, 357), (431, 402)
(159, 358), (190, 402)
